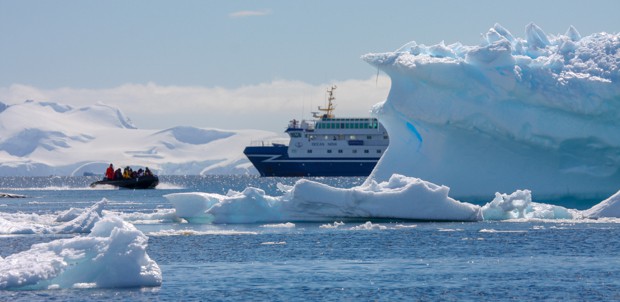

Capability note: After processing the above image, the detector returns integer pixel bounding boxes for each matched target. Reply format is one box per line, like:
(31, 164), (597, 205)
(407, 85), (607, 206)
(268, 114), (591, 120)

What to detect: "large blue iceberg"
(363, 23), (620, 201)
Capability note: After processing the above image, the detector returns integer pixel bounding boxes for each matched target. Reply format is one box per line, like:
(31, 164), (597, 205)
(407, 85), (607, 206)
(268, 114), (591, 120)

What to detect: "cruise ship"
(243, 86), (389, 176)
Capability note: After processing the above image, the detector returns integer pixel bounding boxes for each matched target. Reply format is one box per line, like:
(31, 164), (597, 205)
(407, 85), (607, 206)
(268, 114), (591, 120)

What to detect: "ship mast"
(314, 85), (337, 119)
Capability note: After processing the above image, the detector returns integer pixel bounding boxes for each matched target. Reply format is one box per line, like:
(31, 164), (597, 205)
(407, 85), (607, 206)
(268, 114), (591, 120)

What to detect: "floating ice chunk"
(0, 200), (106, 234)
(482, 190), (532, 220)
(53, 200), (106, 233)
(0, 216), (37, 234)
(55, 206), (86, 222)
(116, 208), (181, 224)
(260, 222), (295, 228)
(165, 188), (283, 224)
(0, 215), (161, 290)
(165, 174), (482, 223)
(350, 221), (387, 230)
(481, 190), (577, 220)
(320, 221), (345, 229)
(164, 192), (222, 223)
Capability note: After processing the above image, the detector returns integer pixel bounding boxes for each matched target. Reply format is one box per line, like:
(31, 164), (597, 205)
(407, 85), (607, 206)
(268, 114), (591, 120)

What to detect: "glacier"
(0, 100), (281, 176)
(363, 23), (620, 201)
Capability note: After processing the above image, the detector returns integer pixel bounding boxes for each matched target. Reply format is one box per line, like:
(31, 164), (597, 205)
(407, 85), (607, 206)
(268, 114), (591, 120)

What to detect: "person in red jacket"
(105, 164), (115, 180)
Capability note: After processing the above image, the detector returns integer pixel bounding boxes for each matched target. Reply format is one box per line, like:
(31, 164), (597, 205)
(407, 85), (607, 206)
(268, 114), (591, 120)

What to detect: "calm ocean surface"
(1, 176), (619, 301)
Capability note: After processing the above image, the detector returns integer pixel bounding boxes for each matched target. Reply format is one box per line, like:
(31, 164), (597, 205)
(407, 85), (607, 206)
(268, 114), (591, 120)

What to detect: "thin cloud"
(0, 76), (391, 131)
(229, 9), (271, 18)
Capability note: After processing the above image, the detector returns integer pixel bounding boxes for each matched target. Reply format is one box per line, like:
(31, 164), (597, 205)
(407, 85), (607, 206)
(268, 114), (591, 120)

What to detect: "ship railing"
(248, 140), (289, 147)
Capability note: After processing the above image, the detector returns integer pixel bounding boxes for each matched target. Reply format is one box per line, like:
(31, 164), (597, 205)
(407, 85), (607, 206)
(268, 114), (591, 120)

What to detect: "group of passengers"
(104, 164), (153, 180)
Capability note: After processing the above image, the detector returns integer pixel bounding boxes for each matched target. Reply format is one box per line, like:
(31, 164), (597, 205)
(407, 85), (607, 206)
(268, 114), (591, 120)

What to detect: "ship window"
(384, 135), (389, 139)
(307, 149), (313, 153)
(364, 150), (369, 153)
(352, 149), (357, 153)
(341, 123), (345, 128)
(327, 150), (332, 153)
(377, 149), (382, 153)
(338, 149), (343, 153)
(367, 136), (372, 139)
(291, 132), (301, 138)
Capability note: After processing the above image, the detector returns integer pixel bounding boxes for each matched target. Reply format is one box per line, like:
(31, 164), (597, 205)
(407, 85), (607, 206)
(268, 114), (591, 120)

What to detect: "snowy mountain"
(0, 100), (282, 176)
(363, 23), (620, 200)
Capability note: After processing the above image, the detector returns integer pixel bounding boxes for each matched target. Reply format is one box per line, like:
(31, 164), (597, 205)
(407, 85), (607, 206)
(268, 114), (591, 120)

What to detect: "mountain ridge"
(0, 100), (281, 176)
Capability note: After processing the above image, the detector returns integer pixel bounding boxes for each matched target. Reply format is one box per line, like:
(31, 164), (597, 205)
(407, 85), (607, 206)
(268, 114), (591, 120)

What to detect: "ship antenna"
(315, 85), (336, 119)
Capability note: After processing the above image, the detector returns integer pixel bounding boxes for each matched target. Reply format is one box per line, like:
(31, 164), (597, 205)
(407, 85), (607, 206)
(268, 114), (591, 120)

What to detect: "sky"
(1, 0), (619, 132)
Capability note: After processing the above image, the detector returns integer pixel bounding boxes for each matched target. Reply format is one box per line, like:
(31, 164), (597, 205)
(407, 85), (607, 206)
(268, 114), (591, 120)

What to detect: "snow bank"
(0, 215), (161, 289)
(363, 23), (620, 199)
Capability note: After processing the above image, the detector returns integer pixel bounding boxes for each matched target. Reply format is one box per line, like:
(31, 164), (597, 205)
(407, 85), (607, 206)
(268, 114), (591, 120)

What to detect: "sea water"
(1, 176), (619, 301)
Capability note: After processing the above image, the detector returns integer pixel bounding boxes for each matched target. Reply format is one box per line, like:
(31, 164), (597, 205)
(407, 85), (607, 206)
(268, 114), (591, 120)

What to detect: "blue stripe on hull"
(244, 146), (379, 177)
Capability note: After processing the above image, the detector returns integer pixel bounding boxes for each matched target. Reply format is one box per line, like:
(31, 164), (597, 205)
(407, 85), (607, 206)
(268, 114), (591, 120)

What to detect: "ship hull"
(244, 146), (379, 177)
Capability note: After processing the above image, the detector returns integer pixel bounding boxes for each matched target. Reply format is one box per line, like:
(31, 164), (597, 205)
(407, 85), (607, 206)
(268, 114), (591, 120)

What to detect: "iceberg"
(362, 23), (620, 201)
(0, 200), (106, 234)
(164, 174), (482, 223)
(0, 215), (161, 290)
(166, 176), (620, 223)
